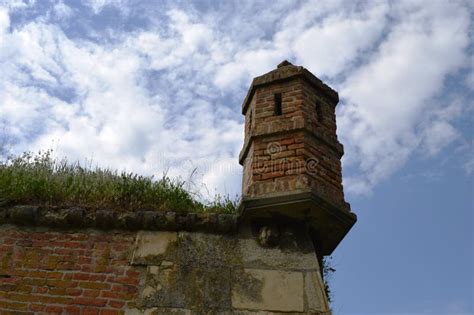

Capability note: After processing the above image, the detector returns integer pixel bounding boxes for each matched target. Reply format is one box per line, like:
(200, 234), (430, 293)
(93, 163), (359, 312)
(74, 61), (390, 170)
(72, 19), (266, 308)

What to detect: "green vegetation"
(0, 150), (237, 213)
(322, 256), (335, 305)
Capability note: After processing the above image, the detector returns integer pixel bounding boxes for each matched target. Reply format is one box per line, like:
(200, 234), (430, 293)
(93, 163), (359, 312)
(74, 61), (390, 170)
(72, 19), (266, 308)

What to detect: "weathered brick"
(101, 291), (127, 300)
(106, 276), (139, 286)
(108, 299), (125, 309)
(72, 272), (90, 280)
(89, 274), (107, 281)
(66, 288), (83, 296)
(79, 281), (110, 290)
(35, 286), (48, 293)
(6, 293), (40, 303)
(0, 300), (28, 310)
(83, 308), (100, 315)
(45, 305), (63, 313)
(64, 305), (81, 314)
(74, 297), (107, 307)
(38, 295), (73, 305)
(0, 229), (138, 312)
(83, 289), (101, 298)
(15, 284), (32, 293)
(46, 279), (77, 288)
(29, 303), (44, 311)
(48, 288), (67, 295)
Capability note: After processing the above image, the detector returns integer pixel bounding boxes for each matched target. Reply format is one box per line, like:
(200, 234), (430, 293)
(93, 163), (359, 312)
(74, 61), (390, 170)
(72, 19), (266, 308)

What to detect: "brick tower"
(239, 60), (356, 255)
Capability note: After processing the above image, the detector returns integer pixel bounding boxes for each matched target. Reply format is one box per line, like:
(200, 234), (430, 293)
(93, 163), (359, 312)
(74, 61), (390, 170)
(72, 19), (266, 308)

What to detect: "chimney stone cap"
(241, 61), (339, 114)
(277, 60), (293, 68)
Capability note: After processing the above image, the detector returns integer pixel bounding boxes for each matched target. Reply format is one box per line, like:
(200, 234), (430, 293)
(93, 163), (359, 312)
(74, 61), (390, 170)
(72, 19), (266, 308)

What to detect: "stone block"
(95, 210), (117, 229)
(304, 271), (329, 312)
(148, 265), (159, 275)
(140, 263), (232, 311)
(232, 269), (304, 312)
(238, 226), (319, 271)
(177, 232), (239, 267)
(131, 231), (178, 265)
(9, 205), (38, 225)
(125, 308), (191, 315)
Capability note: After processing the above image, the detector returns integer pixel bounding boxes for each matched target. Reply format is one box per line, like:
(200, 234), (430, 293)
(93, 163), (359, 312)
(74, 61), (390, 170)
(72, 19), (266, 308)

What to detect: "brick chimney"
(239, 60), (356, 255)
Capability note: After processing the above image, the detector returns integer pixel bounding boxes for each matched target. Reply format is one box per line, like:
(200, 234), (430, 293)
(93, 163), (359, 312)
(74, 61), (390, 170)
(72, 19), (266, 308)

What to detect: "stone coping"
(0, 205), (238, 234)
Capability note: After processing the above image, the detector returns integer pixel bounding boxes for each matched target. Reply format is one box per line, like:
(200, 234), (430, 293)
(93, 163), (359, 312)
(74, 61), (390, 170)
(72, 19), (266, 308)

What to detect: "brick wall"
(0, 226), (139, 314)
(0, 218), (331, 314)
(241, 72), (347, 209)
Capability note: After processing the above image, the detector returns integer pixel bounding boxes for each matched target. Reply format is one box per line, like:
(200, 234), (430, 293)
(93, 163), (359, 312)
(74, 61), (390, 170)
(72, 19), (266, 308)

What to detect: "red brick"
(7, 293), (41, 303)
(101, 291), (126, 299)
(74, 297), (107, 307)
(125, 270), (140, 277)
(0, 230), (137, 313)
(108, 300), (125, 309)
(0, 300), (28, 310)
(107, 276), (139, 286)
(29, 303), (44, 311)
(35, 286), (48, 294)
(64, 305), (81, 314)
(83, 308), (100, 315)
(66, 288), (83, 296)
(45, 305), (63, 313)
(47, 279), (77, 288)
(88, 274), (107, 281)
(73, 273), (91, 281)
(38, 295), (73, 305)
(78, 281), (110, 290)
(83, 289), (100, 298)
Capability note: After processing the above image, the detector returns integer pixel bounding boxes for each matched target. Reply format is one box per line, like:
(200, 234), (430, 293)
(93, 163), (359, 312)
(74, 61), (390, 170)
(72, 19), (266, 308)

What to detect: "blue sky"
(0, 0), (472, 313)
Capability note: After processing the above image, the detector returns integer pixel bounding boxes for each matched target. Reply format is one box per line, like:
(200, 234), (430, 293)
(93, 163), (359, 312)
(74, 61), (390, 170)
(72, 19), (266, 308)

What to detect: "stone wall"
(0, 206), (331, 314)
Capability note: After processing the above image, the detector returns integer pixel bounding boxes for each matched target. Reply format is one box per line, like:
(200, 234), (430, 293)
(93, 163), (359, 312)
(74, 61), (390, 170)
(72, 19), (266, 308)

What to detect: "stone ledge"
(239, 191), (356, 256)
(239, 127), (344, 166)
(0, 205), (238, 234)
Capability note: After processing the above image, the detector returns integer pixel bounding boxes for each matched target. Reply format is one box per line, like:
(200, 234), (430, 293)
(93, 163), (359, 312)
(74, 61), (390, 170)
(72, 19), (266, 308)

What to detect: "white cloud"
(53, 0), (73, 20)
(337, 0), (470, 194)
(466, 69), (474, 91)
(455, 139), (474, 176)
(0, 0), (35, 10)
(421, 121), (459, 156)
(0, 0), (471, 200)
(465, 155), (474, 175)
(85, 0), (127, 14)
(214, 48), (286, 90)
(293, 2), (388, 77)
(0, 7), (245, 199)
(0, 6), (8, 29)
(0, 7), (8, 46)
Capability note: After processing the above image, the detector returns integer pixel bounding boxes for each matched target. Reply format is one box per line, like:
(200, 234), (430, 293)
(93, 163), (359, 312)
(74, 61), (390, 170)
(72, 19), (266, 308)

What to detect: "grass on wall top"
(0, 150), (237, 214)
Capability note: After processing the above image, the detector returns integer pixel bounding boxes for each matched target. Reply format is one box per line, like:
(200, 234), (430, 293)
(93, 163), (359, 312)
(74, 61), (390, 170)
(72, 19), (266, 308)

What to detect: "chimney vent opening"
(316, 101), (323, 123)
(274, 93), (282, 116)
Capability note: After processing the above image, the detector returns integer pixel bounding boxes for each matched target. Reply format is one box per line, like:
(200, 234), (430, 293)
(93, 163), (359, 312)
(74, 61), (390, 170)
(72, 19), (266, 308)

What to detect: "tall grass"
(0, 150), (237, 213)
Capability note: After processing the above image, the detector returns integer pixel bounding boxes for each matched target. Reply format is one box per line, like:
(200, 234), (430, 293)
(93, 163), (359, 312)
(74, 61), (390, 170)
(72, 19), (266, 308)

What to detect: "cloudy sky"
(0, 0), (472, 313)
